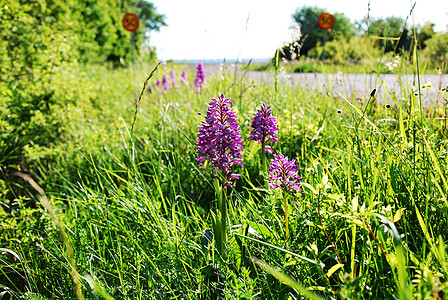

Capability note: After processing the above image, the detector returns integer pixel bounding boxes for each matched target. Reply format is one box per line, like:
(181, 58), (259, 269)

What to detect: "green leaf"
(393, 208), (406, 223)
(352, 196), (358, 212)
(301, 182), (317, 194)
(252, 257), (325, 300)
(284, 259), (298, 267)
(326, 263), (344, 278)
(248, 221), (272, 239)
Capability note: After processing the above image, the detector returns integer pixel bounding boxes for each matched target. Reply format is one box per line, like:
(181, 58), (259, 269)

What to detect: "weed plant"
(1, 56), (448, 300)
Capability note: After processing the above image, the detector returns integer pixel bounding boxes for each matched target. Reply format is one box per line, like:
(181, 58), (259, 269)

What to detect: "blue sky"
(149, 0), (448, 61)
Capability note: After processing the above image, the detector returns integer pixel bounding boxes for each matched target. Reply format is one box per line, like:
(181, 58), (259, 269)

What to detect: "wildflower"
(194, 62), (207, 93)
(334, 71), (343, 88)
(170, 69), (178, 88)
(162, 75), (170, 91)
(181, 70), (187, 80)
(250, 104), (278, 153)
(250, 103), (278, 189)
(267, 152), (301, 238)
(384, 55), (399, 71)
(156, 79), (161, 88)
(180, 69), (189, 86)
(134, 92), (139, 108)
(197, 93), (243, 254)
(290, 23), (302, 42)
(267, 152), (301, 192)
(197, 93), (243, 180)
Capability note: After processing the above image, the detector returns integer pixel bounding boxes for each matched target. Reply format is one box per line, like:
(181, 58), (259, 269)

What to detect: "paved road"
(244, 71), (447, 107)
(203, 64), (447, 108)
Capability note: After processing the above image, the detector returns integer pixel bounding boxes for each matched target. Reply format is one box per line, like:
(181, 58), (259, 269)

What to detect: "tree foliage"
(366, 16), (404, 37)
(292, 6), (356, 57)
(73, 0), (166, 63)
(417, 22), (436, 50)
(0, 0), (165, 172)
(289, 7), (446, 61)
(422, 32), (448, 66)
(308, 35), (380, 64)
(363, 17), (409, 53)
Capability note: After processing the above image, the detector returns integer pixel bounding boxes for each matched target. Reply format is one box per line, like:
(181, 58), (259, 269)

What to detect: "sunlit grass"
(1, 56), (448, 299)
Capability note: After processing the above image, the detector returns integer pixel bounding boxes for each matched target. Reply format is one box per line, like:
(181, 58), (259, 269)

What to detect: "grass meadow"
(1, 54), (448, 300)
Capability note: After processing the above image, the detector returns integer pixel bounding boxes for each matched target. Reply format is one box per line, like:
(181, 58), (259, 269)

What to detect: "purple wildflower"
(170, 69), (178, 88)
(194, 62), (207, 93)
(156, 79), (161, 88)
(197, 93), (244, 181)
(250, 104), (278, 153)
(162, 75), (170, 91)
(267, 153), (301, 192)
(180, 69), (189, 86)
(134, 92), (140, 108)
(268, 152), (301, 238)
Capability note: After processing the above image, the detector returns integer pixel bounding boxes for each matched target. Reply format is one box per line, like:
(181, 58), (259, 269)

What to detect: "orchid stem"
(261, 141), (269, 190)
(220, 171), (228, 257)
(284, 189), (289, 238)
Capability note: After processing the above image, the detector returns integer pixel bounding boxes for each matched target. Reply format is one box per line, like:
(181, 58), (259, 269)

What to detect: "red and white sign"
(318, 13), (335, 30)
(122, 13), (139, 32)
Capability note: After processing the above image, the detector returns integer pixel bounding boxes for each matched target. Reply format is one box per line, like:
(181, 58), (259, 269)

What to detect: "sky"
(149, 0), (448, 61)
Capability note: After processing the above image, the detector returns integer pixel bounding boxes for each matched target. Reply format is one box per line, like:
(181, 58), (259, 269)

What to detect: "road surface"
(203, 64), (447, 108)
(245, 71), (447, 107)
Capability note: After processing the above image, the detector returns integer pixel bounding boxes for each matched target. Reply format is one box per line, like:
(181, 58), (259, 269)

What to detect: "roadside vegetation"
(1, 1), (448, 299)
(252, 6), (448, 74)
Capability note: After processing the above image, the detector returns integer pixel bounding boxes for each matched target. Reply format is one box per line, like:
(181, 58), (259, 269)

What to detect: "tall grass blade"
(252, 257), (325, 300)
(13, 172), (84, 300)
(376, 214), (412, 300)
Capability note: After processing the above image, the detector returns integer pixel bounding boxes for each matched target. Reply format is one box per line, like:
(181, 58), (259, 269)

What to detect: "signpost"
(317, 13), (335, 61)
(122, 13), (140, 63)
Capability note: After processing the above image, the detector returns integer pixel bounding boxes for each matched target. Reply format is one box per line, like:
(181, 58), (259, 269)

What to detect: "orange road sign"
(122, 13), (139, 32)
(318, 13), (335, 30)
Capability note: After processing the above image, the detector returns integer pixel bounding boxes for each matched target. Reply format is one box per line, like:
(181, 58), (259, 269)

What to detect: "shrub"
(308, 35), (380, 64)
(422, 32), (448, 67)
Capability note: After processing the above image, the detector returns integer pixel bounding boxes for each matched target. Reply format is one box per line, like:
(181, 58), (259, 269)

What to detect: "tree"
(74, 0), (166, 64)
(0, 0), (80, 170)
(417, 22), (436, 50)
(422, 32), (448, 66)
(366, 17), (404, 37)
(132, 0), (166, 31)
(292, 6), (356, 56)
(364, 17), (407, 53)
(0, 0), (165, 174)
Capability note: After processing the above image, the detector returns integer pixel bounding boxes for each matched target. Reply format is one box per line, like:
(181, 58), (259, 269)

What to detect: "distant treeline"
(279, 6), (448, 67)
(0, 0), (165, 173)
(1, 0), (165, 76)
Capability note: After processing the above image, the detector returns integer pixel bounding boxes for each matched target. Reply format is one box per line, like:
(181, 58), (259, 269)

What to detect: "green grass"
(1, 58), (448, 299)
(250, 56), (445, 75)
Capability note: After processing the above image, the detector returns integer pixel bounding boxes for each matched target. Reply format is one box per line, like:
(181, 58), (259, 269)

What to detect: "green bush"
(0, 0), (78, 169)
(0, 0), (164, 177)
(293, 62), (322, 73)
(422, 32), (448, 67)
(308, 35), (380, 64)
